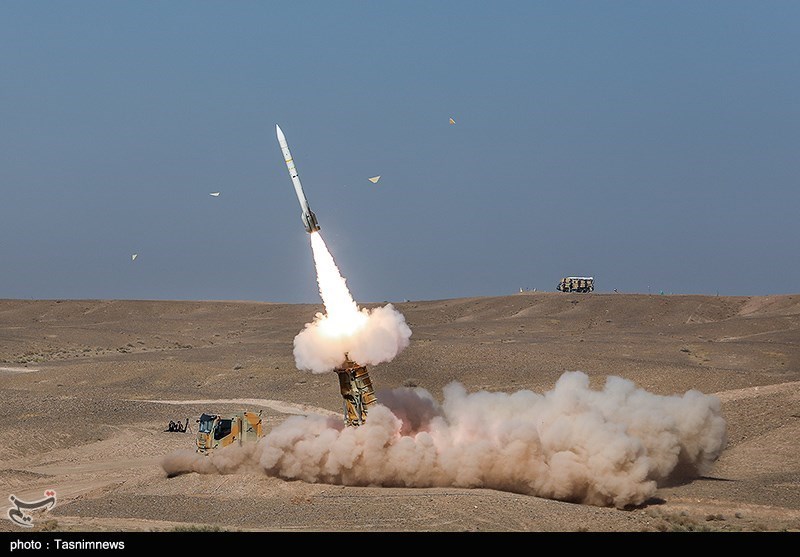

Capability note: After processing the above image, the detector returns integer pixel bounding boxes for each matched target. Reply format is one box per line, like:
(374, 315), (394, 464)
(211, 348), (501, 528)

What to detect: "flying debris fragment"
(131, 254), (138, 261)
(210, 192), (220, 197)
(449, 117), (456, 124)
(368, 176), (381, 184)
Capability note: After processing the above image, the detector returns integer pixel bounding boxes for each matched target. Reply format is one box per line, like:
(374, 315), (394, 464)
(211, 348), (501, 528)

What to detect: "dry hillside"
(1, 293), (798, 533)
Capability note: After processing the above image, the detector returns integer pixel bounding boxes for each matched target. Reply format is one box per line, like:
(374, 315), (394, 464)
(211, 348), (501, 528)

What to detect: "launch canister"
(335, 357), (377, 427)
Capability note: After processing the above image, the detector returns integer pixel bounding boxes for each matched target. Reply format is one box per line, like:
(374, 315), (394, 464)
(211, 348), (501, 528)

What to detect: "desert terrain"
(1, 293), (798, 533)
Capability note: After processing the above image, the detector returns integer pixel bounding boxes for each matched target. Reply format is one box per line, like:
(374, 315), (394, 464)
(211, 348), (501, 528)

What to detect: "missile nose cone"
(276, 124), (286, 144)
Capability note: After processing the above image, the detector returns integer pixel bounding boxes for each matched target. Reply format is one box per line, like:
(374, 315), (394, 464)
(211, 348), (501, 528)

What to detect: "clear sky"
(2, 1), (798, 303)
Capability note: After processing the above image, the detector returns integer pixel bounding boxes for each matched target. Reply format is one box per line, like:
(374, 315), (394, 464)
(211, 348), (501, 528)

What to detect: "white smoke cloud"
(162, 371), (727, 508)
(293, 304), (412, 373)
(292, 232), (412, 373)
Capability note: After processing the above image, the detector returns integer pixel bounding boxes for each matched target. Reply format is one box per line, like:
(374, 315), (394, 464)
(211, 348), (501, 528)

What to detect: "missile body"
(276, 124), (320, 233)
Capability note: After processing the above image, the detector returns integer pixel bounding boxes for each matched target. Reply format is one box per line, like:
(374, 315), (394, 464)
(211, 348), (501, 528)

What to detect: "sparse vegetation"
(646, 510), (796, 532)
(35, 519), (59, 531)
(170, 524), (230, 532)
(656, 513), (715, 532)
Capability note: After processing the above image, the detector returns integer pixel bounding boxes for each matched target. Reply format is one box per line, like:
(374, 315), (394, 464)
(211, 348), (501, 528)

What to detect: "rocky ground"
(0, 293), (798, 534)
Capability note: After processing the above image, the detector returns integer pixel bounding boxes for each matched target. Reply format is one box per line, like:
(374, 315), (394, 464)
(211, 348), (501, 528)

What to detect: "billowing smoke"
(164, 227), (727, 507)
(293, 232), (411, 373)
(163, 371), (727, 508)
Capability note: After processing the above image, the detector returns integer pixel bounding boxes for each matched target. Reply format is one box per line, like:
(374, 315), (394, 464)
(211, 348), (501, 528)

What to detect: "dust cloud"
(162, 370), (727, 508)
(165, 227), (727, 507)
(162, 443), (261, 478)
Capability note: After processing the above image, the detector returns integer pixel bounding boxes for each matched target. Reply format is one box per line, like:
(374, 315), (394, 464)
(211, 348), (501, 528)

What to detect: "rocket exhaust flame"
(309, 233), (366, 338)
(304, 233), (392, 426)
(293, 232), (411, 374)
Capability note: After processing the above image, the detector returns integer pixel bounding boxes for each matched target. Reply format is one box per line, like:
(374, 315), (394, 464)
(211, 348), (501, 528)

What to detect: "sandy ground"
(0, 293), (798, 533)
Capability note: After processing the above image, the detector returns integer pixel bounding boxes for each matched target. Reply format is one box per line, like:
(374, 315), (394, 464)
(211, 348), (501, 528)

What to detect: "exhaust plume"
(293, 232), (411, 373)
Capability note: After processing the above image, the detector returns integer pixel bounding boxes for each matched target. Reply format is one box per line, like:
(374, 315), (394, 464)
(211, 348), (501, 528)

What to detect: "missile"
(276, 124), (320, 234)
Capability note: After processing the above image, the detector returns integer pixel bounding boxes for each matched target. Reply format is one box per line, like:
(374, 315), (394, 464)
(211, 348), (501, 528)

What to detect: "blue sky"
(2, 1), (798, 303)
